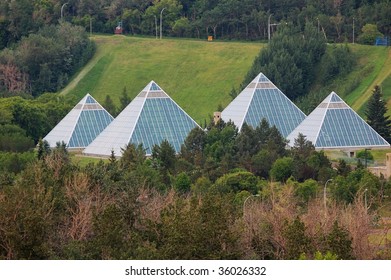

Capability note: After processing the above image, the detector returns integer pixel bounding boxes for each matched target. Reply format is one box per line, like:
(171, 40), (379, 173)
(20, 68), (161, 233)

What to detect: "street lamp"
(268, 14), (282, 43)
(61, 3), (68, 20)
(352, 17), (355, 44)
(160, 8), (166, 39)
(268, 14), (272, 42)
(317, 17), (320, 33)
(243, 194), (260, 216)
(324, 179), (333, 211)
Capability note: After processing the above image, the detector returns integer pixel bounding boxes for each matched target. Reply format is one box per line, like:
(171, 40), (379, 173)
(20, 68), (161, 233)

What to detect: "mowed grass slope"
(335, 45), (390, 114)
(62, 35), (262, 124)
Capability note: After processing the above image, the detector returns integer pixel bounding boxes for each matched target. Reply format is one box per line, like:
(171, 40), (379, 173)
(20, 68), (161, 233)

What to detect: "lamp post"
(61, 3), (68, 20)
(317, 17), (320, 33)
(268, 14), (272, 42)
(324, 179), (333, 211)
(352, 17), (355, 44)
(160, 8), (166, 39)
(243, 194), (260, 216)
(268, 14), (282, 43)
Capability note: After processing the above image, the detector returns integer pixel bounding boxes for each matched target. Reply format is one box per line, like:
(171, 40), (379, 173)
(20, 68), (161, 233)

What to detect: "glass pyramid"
(43, 94), (114, 149)
(83, 81), (200, 157)
(221, 72), (306, 137)
(287, 92), (390, 149)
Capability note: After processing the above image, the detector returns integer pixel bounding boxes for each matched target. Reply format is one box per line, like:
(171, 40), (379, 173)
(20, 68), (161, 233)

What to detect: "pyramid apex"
(140, 81), (162, 93)
(250, 72), (272, 84)
(322, 91), (343, 104)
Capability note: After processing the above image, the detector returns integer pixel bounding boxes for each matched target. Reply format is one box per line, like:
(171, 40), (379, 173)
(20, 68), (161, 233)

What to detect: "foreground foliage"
(1, 120), (390, 260)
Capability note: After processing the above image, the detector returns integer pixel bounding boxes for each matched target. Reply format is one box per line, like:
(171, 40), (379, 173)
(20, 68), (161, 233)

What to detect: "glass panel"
(316, 109), (388, 148)
(69, 109), (114, 148)
(131, 98), (198, 154)
(243, 88), (305, 137)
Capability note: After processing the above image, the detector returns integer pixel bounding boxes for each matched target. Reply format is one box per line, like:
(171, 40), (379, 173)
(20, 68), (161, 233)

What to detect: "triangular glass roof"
(287, 92), (390, 149)
(83, 81), (200, 157)
(221, 72), (306, 137)
(43, 94), (114, 149)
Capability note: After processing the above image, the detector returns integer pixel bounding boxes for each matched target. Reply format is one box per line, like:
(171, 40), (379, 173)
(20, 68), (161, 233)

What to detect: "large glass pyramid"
(83, 81), (200, 157)
(43, 94), (114, 149)
(221, 72), (306, 137)
(287, 92), (390, 149)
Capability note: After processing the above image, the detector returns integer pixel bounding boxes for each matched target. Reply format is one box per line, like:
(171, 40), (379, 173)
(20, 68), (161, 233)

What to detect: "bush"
(270, 157), (294, 182)
(321, 45), (356, 84)
(356, 150), (374, 161)
(213, 171), (261, 194)
(357, 24), (383, 45)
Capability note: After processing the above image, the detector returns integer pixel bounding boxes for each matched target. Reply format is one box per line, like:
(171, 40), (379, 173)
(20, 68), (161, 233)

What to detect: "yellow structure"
(213, 112), (221, 125)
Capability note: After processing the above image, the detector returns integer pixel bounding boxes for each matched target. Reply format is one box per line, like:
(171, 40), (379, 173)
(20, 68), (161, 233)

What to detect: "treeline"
(1, 119), (390, 259)
(0, 22), (95, 96)
(0, 0), (390, 45)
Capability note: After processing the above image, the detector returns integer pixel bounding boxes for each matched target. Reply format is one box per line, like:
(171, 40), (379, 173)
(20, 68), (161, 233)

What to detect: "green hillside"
(61, 35), (262, 124)
(62, 35), (391, 124)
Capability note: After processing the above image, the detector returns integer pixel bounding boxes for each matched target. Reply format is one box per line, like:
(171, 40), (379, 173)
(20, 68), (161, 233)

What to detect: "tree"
(213, 170), (261, 194)
(270, 157), (294, 182)
(37, 139), (51, 160)
(366, 85), (391, 142)
(174, 172), (191, 193)
(152, 139), (177, 185)
(119, 86), (131, 111)
(283, 217), (313, 259)
(120, 143), (146, 169)
(103, 95), (117, 117)
(295, 179), (319, 204)
(325, 221), (353, 260)
(357, 23), (383, 45)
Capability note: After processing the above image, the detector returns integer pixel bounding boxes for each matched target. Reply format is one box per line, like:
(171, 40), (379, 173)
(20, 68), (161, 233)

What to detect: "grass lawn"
(304, 45), (388, 110)
(70, 153), (107, 166)
(347, 46), (390, 115)
(62, 35), (262, 124)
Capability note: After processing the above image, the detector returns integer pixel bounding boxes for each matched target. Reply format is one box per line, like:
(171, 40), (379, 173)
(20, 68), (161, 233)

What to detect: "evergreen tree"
(104, 95), (117, 117)
(119, 86), (131, 111)
(366, 85), (391, 142)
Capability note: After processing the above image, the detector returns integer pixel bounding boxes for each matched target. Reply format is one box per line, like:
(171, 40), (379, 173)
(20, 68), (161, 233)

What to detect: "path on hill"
(59, 37), (108, 96)
(351, 48), (391, 112)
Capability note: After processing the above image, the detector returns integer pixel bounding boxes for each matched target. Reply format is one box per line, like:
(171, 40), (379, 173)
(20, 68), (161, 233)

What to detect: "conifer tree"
(366, 85), (391, 142)
(104, 95), (117, 117)
(119, 86), (131, 111)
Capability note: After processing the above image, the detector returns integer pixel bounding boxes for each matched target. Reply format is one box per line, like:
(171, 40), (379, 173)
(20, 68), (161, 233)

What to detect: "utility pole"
(353, 17), (355, 44)
(268, 14), (281, 42)
(160, 8), (166, 40)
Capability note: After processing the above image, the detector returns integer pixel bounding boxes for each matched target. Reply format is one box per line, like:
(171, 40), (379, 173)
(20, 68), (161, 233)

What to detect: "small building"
(114, 21), (123, 34)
